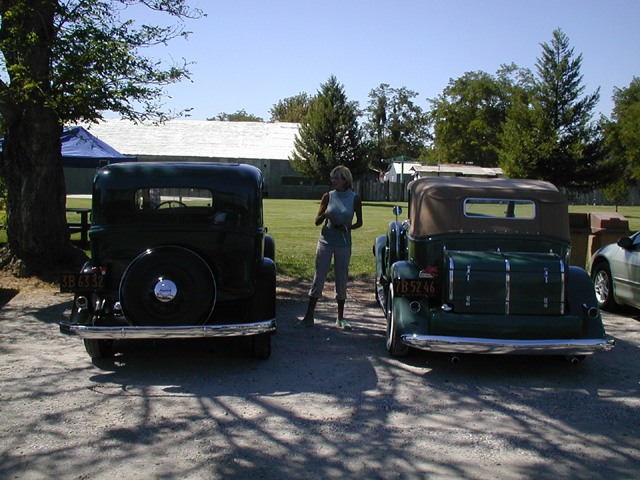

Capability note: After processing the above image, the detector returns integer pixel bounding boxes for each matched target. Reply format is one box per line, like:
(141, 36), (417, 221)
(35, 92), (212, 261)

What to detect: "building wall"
(124, 155), (329, 199)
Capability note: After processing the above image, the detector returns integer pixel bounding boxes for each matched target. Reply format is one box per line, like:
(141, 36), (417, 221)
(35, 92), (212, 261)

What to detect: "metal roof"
(412, 164), (504, 177)
(79, 119), (300, 161)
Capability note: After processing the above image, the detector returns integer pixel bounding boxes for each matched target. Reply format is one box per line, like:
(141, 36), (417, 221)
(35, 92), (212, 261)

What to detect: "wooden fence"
(354, 180), (408, 202)
(355, 180), (640, 206)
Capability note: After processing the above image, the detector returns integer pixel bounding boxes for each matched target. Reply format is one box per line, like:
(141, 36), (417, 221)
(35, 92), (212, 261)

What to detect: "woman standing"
(295, 166), (363, 329)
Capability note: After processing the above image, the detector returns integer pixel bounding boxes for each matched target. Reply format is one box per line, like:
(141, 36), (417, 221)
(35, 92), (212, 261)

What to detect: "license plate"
(393, 278), (438, 297)
(60, 273), (106, 293)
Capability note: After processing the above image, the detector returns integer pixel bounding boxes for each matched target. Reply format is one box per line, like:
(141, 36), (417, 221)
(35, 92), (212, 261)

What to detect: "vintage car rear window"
(464, 198), (536, 219)
(133, 187), (251, 226)
(135, 188), (214, 210)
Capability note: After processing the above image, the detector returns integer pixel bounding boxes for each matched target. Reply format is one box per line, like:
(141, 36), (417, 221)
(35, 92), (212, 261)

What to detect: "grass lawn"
(1, 198), (639, 281)
(264, 199), (404, 280)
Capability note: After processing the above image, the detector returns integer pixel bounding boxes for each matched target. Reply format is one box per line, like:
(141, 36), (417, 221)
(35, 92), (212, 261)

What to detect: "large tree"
(429, 64), (533, 167)
(500, 29), (611, 192)
(362, 83), (429, 170)
(269, 92), (313, 123)
(208, 109), (263, 122)
(289, 75), (365, 183)
(0, 0), (202, 275)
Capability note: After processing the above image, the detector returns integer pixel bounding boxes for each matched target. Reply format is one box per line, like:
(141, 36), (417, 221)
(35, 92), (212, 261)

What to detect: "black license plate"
(393, 278), (438, 297)
(60, 273), (106, 293)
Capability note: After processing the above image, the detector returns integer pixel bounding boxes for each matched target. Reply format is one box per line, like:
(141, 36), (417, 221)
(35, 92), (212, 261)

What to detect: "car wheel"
(252, 334), (271, 360)
(386, 286), (409, 357)
(120, 246), (216, 326)
(84, 339), (114, 359)
(593, 262), (617, 310)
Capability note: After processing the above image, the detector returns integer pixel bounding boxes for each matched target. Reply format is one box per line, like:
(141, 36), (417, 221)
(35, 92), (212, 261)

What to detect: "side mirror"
(617, 237), (633, 250)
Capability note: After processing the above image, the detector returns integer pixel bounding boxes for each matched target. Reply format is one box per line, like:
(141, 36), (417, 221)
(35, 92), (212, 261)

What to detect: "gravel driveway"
(1, 275), (639, 480)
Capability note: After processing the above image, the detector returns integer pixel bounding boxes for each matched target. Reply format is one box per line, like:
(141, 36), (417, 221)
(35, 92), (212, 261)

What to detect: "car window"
(135, 188), (213, 210)
(464, 199), (535, 219)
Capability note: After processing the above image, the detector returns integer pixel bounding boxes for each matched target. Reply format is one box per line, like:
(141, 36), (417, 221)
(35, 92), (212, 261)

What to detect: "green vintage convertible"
(373, 176), (615, 361)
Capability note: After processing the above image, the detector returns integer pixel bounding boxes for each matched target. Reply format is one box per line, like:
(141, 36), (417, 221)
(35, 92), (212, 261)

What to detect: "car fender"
(251, 257), (276, 322)
(264, 235), (275, 261)
(389, 260), (431, 336)
(567, 266), (607, 338)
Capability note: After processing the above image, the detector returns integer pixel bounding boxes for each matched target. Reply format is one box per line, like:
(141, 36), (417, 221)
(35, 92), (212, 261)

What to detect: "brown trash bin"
(588, 212), (631, 259)
(569, 212), (590, 268)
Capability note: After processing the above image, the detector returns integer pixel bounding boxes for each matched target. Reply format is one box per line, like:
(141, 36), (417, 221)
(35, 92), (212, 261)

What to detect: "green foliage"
(601, 179), (628, 211)
(209, 109), (264, 122)
(603, 77), (640, 182)
(0, 175), (5, 229)
(362, 84), (430, 170)
(0, 0), (205, 124)
(269, 93), (314, 123)
(500, 29), (611, 192)
(429, 64), (534, 167)
(0, 1), (204, 271)
(289, 75), (366, 182)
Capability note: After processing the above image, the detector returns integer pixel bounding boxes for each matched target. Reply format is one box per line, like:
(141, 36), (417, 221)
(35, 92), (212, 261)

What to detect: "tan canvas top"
(408, 177), (570, 242)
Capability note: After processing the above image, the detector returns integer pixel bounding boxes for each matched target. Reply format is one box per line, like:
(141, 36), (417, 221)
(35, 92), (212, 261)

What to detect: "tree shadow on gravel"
(0, 288), (18, 309)
(1, 278), (639, 480)
(77, 279), (640, 479)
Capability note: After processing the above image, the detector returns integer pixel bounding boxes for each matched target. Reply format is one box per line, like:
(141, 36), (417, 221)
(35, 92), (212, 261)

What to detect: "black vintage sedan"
(60, 162), (276, 360)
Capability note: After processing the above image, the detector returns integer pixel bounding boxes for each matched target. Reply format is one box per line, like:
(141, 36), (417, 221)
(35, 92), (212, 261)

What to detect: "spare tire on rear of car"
(119, 246), (216, 327)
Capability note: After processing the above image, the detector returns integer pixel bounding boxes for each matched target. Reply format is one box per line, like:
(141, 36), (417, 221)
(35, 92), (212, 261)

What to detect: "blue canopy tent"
(0, 125), (134, 167)
(1, 126), (135, 195)
(59, 126), (134, 168)
(61, 126), (135, 194)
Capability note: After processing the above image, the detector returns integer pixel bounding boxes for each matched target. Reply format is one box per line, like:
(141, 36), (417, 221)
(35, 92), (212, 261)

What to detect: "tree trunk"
(0, 108), (82, 274)
(0, 1), (85, 276)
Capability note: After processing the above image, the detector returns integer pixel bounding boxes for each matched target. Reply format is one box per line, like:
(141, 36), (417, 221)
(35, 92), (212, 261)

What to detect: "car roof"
(408, 176), (570, 242)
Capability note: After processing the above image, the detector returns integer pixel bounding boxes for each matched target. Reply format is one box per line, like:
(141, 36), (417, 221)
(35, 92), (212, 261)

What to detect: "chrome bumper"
(60, 319), (276, 339)
(401, 334), (615, 355)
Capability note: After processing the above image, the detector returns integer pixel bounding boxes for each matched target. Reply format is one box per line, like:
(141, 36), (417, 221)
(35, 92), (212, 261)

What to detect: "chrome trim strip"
(60, 319), (277, 339)
(448, 255), (454, 301)
(505, 257), (510, 315)
(401, 334), (615, 355)
(560, 259), (566, 314)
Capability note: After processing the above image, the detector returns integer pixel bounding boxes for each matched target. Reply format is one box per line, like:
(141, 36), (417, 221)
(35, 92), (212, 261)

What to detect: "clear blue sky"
(136, 0), (640, 122)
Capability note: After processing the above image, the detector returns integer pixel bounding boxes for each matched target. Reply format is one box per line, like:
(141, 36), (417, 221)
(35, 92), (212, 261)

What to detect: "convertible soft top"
(407, 177), (570, 242)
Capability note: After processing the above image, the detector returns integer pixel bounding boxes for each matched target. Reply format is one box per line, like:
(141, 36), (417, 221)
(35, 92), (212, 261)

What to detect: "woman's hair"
(330, 165), (353, 189)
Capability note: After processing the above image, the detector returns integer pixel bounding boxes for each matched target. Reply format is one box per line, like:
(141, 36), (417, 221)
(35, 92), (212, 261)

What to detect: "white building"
(384, 161), (423, 183)
(412, 164), (503, 178)
(74, 119), (328, 198)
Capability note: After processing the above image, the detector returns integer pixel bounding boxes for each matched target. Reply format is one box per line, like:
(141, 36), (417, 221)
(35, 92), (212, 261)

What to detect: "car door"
(612, 233), (640, 309)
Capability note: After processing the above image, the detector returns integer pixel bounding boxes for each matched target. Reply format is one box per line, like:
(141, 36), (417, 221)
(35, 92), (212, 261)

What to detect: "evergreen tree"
(500, 29), (611, 192)
(289, 76), (365, 183)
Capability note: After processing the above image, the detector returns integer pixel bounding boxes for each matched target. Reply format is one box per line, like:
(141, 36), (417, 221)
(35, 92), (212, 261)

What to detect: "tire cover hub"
(120, 246), (216, 326)
(154, 278), (177, 302)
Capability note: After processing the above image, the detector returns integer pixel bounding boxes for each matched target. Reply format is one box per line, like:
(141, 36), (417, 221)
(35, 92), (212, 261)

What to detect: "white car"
(590, 232), (640, 310)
